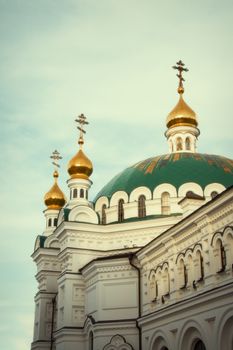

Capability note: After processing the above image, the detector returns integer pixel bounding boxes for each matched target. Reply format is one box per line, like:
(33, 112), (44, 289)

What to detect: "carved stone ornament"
(103, 334), (134, 350)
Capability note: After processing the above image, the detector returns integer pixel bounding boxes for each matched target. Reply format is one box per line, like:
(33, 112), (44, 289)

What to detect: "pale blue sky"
(1, 1), (233, 349)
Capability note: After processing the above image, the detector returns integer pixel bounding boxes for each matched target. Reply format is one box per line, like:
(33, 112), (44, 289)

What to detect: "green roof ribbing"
(94, 152), (233, 201)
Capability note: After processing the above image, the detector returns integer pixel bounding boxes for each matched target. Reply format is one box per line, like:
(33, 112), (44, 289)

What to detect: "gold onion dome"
(68, 113), (93, 179)
(166, 60), (198, 129)
(166, 92), (198, 129)
(44, 170), (66, 209)
(68, 148), (93, 179)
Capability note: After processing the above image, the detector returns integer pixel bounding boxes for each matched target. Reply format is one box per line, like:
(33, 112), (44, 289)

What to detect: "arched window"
(89, 331), (94, 350)
(138, 195), (146, 218)
(193, 339), (206, 350)
(118, 199), (124, 222)
(195, 251), (204, 281)
(226, 231), (233, 267)
(161, 192), (170, 215)
(179, 259), (187, 289)
(216, 239), (226, 272)
(176, 137), (183, 151)
(102, 204), (107, 225)
(211, 191), (218, 199)
(80, 189), (84, 198)
(149, 274), (158, 301)
(73, 188), (78, 198)
(187, 255), (193, 286)
(48, 218), (52, 227)
(54, 218), (58, 227)
(163, 267), (170, 295)
(185, 137), (191, 150)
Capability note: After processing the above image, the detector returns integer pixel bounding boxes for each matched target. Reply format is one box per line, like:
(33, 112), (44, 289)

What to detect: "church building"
(31, 61), (233, 350)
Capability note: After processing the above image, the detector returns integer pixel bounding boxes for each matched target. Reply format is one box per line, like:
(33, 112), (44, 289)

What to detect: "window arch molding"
(178, 182), (203, 198)
(129, 186), (152, 202)
(216, 310), (233, 350)
(203, 183), (225, 198)
(178, 321), (208, 350)
(148, 330), (171, 350)
(222, 225), (233, 239)
(211, 231), (223, 247)
(95, 196), (109, 213)
(110, 191), (128, 207)
(153, 184), (177, 199)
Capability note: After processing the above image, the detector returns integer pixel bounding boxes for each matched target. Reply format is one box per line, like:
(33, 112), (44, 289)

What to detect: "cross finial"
(172, 60), (189, 94)
(50, 150), (62, 170)
(75, 113), (89, 147)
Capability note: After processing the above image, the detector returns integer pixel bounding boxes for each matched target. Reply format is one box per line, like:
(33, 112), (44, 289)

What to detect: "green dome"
(94, 152), (233, 201)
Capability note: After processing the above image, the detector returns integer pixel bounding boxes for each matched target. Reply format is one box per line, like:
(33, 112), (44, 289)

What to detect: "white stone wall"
(137, 187), (233, 350)
(31, 187), (233, 350)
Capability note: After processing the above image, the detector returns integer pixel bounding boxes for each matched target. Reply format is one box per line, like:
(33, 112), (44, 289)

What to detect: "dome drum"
(95, 153), (233, 224)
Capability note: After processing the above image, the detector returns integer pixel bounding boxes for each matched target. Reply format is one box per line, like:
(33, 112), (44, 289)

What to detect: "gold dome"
(166, 93), (198, 129)
(67, 149), (93, 179)
(44, 170), (66, 209)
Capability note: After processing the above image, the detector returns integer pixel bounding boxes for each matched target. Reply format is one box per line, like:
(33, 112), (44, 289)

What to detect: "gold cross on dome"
(75, 113), (89, 146)
(50, 149), (62, 169)
(172, 60), (189, 93)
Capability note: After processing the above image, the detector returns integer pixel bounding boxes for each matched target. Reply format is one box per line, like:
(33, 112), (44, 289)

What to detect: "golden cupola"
(166, 60), (198, 129)
(67, 114), (93, 179)
(44, 170), (66, 209)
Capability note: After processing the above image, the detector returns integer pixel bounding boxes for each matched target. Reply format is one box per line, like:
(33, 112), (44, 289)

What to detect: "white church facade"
(31, 62), (233, 350)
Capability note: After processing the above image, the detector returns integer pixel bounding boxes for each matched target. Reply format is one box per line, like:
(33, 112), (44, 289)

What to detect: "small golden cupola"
(67, 114), (93, 180)
(44, 150), (66, 210)
(165, 61), (200, 154)
(166, 60), (198, 129)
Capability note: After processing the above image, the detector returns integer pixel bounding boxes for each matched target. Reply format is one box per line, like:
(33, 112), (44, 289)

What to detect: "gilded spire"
(173, 60), (189, 94)
(76, 113), (89, 147)
(166, 60), (198, 129)
(44, 150), (66, 209)
(67, 114), (93, 179)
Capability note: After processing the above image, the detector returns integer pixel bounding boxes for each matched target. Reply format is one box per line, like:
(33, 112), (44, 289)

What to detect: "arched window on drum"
(185, 137), (191, 150)
(118, 199), (124, 223)
(176, 137), (183, 151)
(161, 192), (171, 215)
(73, 188), (78, 198)
(101, 204), (107, 225)
(138, 195), (146, 218)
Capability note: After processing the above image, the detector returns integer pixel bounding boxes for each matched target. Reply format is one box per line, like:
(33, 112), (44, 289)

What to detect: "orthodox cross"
(172, 60), (189, 93)
(50, 149), (62, 169)
(75, 113), (89, 146)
